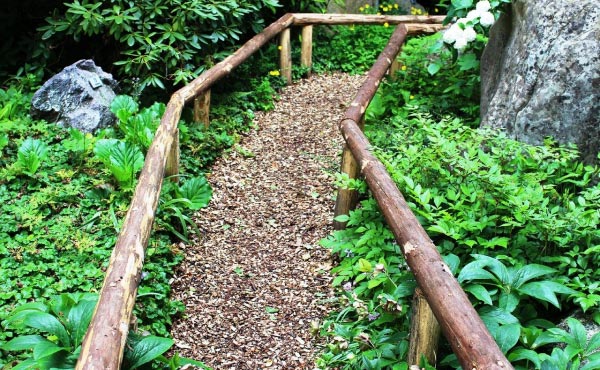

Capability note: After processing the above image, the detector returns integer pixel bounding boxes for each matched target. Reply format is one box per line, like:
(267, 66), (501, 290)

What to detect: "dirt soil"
(170, 72), (365, 370)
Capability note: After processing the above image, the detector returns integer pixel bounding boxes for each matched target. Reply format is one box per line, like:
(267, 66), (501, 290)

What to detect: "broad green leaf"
(532, 330), (563, 349)
(493, 323), (520, 353)
(427, 62), (441, 75)
(464, 284), (493, 305)
(16, 137), (48, 175)
(479, 306), (519, 327)
(471, 254), (510, 284)
(566, 318), (588, 350)
(519, 281), (574, 309)
(1, 335), (47, 351)
(581, 353), (600, 370)
(11, 358), (37, 370)
(334, 214), (349, 223)
(176, 175), (212, 210)
(451, 0), (473, 9)
(367, 278), (384, 289)
(512, 264), (556, 288)
(67, 298), (97, 347)
(33, 340), (65, 360)
(17, 311), (70, 347)
(357, 258), (372, 273)
(585, 331), (600, 355)
(458, 53), (479, 71)
(443, 254), (461, 275)
(125, 335), (174, 369)
(111, 95), (139, 123)
(508, 348), (541, 369)
(457, 260), (496, 283)
(498, 292), (519, 313)
(94, 139), (144, 189)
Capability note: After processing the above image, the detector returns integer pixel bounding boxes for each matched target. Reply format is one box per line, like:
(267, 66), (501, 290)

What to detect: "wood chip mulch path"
(170, 72), (365, 370)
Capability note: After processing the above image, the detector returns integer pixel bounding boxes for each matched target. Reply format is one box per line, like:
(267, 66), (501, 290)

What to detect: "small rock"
(31, 59), (118, 133)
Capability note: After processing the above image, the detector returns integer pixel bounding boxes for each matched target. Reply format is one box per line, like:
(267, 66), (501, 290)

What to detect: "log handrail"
(75, 13), (509, 370)
(336, 24), (512, 370)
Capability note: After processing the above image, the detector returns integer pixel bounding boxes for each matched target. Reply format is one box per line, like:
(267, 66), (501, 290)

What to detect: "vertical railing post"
(165, 128), (180, 183)
(333, 117), (365, 230)
(280, 28), (292, 84)
(194, 89), (211, 128)
(301, 25), (313, 76)
(408, 288), (441, 367)
(389, 58), (401, 81)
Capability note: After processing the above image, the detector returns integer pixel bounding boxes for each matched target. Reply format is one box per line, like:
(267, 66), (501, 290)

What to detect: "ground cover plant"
(313, 17), (600, 370)
(0, 62), (281, 367)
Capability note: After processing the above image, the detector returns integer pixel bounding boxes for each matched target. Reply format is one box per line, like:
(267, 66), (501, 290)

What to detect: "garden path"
(170, 72), (366, 369)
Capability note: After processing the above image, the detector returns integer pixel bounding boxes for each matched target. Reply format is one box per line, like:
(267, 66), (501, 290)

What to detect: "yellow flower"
(269, 70), (280, 76)
(383, 22), (389, 27)
(394, 3), (399, 8)
(401, 65), (407, 71)
(382, 6), (388, 11)
(435, 7), (439, 12)
(278, 45), (282, 50)
(377, 12), (381, 15)
(364, 4), (369, 8)
(409, 95), (414, 100)
(359, 6), (364, 11)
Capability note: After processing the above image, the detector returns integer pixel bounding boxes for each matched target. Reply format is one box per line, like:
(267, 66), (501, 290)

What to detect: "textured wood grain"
(280, 28), (292, 85)
(292, 13), (445, 26)
(193, 90), (211, 127)
(301, 25), (313, 76)
(408, 288), (441, 366)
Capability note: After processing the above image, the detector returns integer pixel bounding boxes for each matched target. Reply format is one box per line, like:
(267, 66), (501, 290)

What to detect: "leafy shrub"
(35, 0), (282, 92)
(313, 25), (394, 74)
(1, 293), (209, 369)
(319, 109), (600, 368)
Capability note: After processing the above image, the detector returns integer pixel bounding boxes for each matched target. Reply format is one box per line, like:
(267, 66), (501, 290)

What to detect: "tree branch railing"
(75, 13), (512, 370)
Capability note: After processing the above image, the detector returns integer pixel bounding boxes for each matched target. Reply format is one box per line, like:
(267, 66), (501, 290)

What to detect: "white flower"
(463, 27), (477, 42)
(479, 11), (496, 27)
(475, 0), (491, 12)
(466, 9), (481, 22)
(454, 36), (468, 50)
(443, 23), (462, 44)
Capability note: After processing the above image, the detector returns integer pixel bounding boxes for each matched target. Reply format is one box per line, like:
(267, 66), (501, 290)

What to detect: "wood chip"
(170, 72), (365, 369)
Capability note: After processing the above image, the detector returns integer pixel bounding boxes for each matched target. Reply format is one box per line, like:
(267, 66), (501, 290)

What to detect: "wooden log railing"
(75, 13), (511, 370)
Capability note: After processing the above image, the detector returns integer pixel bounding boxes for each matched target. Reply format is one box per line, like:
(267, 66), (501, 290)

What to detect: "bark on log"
(280, 28), (292, 85)
(408, 288), (441, 366)
(77, 95), (184, 370)
(301, 25), (313, 76)
(178, 13), (295, 103)
(335, 24), (512, 370)
(194, 90), (211, 127)
(292, 13), (445, 26)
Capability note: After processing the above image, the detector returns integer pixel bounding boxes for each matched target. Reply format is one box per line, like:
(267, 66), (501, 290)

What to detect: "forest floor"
(170, 72), (366, 370)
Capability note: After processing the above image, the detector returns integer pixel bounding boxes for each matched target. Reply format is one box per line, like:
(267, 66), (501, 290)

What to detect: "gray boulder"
(480, 0), (600, 164)
(31, 59), (118, 133)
